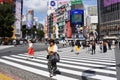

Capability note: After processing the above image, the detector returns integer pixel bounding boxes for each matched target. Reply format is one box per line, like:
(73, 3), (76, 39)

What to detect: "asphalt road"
(0, 43), (63, 57)
(0, 43), (47, 57)
(115, 45), (120, 80)
(0, 43), (64, 80)
(0, 45), (117, 80)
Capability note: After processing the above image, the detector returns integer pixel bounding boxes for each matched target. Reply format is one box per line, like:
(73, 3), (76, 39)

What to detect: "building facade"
(88, 6), (98, 16)
(98, 0), (120, 38)
(86, 5), (98, 40)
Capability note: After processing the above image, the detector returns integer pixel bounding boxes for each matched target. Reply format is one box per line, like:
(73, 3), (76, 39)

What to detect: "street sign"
(71, 0), (83, 5)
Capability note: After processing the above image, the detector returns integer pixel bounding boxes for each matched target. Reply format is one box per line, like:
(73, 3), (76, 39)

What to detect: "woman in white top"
(27, 40), (34, 59)
(47, 39), (58, 77)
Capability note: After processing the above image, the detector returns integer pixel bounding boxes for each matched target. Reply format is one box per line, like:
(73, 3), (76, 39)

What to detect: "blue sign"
(70, 9), (84, 25)
(50, 1), (56, 6)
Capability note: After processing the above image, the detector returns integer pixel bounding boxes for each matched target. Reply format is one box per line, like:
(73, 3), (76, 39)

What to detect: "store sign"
(48, 0), (57, 10)
(71, 0), (83, 5)
(58, 0), (70, 7)
(50, 1), (56, 6)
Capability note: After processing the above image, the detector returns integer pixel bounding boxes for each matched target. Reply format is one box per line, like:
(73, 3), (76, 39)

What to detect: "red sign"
(0, 0), (13, 3)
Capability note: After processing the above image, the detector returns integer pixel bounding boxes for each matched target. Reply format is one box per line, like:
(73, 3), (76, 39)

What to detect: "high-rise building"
(98, 0), (120, 38)
(26, 9), (34, 29)
(88, 6), (98, 16)
(86, 5), (98, 40)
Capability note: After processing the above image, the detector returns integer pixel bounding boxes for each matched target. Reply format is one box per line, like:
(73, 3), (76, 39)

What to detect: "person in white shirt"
(27, 40), (34, 59)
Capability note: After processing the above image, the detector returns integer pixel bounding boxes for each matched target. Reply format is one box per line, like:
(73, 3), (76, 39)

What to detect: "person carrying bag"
(47, 39), (60, 77)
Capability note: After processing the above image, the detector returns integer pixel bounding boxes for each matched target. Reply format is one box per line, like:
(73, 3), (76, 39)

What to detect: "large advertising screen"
(70, 10), (84, 24)
(15, 0), (22, 34)
(104, 0), (120, 7)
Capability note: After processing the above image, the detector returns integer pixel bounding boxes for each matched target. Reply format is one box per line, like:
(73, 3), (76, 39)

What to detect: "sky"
(23, 0), (97, 25)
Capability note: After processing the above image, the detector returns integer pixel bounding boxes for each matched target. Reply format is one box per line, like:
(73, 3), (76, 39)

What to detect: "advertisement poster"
(15, 0), (22, 34)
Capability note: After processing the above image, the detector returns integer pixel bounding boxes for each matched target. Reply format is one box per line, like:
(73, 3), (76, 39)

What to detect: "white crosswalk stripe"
(0, 51), (117, 80)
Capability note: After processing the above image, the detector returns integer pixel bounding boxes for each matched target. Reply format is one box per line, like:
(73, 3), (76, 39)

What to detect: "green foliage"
(37, 30), (45, 38)
(0, 3), (15, 37)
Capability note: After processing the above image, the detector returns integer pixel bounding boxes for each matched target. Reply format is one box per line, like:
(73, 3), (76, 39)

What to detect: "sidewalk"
(0, 45), (14, 50)
(0, 72), (14, 80)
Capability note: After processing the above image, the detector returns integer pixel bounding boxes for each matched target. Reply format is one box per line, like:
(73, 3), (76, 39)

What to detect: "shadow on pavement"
(82, 70), (96, 80)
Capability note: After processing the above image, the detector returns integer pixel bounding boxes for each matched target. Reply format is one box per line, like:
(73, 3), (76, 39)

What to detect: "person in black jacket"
(71, 40), (75, 52)
(91, 41), (96, 55)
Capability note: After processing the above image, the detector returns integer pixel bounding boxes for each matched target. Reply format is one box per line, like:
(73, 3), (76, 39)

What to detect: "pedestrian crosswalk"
(0, 49), (117, 80)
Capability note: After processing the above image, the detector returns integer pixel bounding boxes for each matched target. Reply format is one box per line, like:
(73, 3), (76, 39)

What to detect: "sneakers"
(50, 73), (53, 77)
(50, 70), (54, 77)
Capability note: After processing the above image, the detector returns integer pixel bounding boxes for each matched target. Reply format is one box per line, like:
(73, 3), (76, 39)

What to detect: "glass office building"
(98, 0), (120, 38)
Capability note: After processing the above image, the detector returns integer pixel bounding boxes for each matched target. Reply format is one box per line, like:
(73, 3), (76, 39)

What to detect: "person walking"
(108, 40), (112, 50)
(119, 41), (120, 49)
(91, 41), (96, 55)
(103, 40), (107, 53)
(75, 40), (81, 55)
(27, 40), (34, 59)
(99, 41), (102, 52)
(47, 39), (58, 77)
(71, 40), (75, 52)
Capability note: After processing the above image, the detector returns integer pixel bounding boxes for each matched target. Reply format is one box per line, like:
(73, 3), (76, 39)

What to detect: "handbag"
(46, 55), (49, 59)
(54, 52), (60, 62)
(50, 52), (60, 62)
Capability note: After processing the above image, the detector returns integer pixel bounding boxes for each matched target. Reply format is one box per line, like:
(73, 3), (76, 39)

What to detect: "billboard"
(71, 0), (83, 5)
(15, 0), (22, 34)
(104, 0), (120, 7)
(58, 0), (70, 7)
(26, 10), (34, 29)
(70, 9), (84, 24)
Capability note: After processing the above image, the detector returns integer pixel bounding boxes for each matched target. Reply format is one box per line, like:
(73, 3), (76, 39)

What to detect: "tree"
(0, 2), (15, 38)
(37, 30), (45, 39)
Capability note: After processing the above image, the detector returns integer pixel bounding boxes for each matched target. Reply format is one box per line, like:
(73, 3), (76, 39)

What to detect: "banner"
(15, 0), (22, 34)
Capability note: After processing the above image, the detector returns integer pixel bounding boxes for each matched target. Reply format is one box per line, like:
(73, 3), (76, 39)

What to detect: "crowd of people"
(20, 39), (120, 77)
